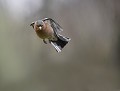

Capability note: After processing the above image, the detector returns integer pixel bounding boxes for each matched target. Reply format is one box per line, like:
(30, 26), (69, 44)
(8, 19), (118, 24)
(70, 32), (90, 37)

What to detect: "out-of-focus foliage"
(0, 0), (120, 91)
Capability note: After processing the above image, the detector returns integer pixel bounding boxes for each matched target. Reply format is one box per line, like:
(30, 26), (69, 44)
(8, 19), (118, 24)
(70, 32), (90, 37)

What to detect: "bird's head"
(30, 20), (45, 30)
(36, 20), (44, 30)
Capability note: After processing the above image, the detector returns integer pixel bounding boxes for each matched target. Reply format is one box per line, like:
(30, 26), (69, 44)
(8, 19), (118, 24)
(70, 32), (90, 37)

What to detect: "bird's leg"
(43, 39), (47, 44)
(49, 40), (51, 43)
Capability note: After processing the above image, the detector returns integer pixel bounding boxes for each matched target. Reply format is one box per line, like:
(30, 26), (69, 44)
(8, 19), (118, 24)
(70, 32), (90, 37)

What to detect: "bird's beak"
(39, 26), (42, 30)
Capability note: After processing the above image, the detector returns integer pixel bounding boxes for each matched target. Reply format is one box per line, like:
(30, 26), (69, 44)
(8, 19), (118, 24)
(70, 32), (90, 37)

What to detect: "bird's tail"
(50, 34), (71, 52)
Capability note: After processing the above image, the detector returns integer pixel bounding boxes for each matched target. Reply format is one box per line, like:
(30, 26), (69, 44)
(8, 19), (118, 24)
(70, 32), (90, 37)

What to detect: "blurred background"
(0, 0), (120, 91)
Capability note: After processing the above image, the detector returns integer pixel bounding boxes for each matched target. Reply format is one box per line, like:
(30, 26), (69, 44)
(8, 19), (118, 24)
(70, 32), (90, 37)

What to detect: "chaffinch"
(30, 18), (70, 52)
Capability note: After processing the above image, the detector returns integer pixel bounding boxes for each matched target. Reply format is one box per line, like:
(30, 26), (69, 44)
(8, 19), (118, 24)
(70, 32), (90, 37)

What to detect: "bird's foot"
(43, 39), (47, 44)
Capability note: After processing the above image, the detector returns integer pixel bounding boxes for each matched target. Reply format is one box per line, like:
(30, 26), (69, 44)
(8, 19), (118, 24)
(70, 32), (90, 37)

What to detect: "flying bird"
(30, 18), (70, 52)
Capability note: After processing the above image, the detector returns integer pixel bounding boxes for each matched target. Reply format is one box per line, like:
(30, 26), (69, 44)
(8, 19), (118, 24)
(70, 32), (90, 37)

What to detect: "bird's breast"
(35, 24), (54, 39)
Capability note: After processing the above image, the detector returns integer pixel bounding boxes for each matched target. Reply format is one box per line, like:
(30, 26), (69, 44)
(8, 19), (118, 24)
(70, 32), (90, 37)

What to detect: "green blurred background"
(0, 0), (120, 91)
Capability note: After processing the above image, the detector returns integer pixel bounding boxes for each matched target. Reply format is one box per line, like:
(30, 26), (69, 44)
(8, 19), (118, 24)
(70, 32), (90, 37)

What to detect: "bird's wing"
(42, 18), (63, 38)
(42, 18), (63, 32)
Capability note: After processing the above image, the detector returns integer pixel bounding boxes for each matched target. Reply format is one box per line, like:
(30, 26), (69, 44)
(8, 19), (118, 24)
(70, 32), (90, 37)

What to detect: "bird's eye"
(40, 25), (43, 27)
(37, 24), (43, 27)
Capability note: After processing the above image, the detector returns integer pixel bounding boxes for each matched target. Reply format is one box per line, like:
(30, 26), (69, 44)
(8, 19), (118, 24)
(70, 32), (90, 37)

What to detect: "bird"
(30, 18), (71, 52)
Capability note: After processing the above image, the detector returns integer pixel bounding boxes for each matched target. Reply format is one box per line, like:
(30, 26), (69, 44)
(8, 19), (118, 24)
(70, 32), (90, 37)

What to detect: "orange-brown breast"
(35, 22), (54, 39)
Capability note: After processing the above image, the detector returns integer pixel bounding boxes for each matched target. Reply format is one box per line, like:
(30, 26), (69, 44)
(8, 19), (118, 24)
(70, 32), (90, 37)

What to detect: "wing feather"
(42, 18), (63, 32)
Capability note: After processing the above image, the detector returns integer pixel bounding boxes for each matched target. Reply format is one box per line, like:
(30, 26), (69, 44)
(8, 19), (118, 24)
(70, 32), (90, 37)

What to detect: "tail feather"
(51, 42), (62, 52)
(50, 35), (70, 52)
